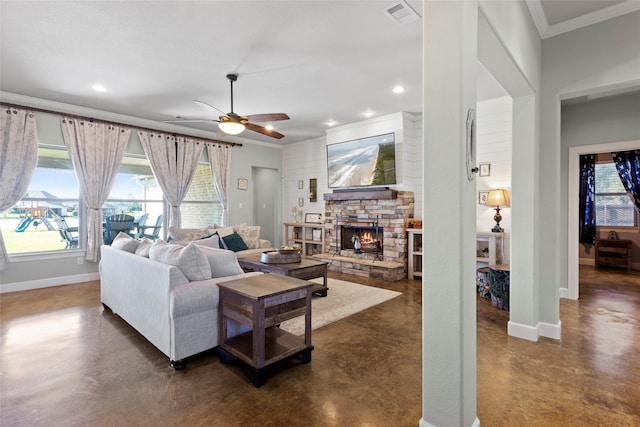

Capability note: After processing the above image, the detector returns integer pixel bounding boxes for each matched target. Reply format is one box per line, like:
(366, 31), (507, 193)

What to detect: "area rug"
(278, 278), (401, 336)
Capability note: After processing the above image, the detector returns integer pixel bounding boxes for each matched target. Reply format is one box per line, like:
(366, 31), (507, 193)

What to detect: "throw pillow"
(222, 231), (249, 252)
(111, 232), (140, 253)
(149, 241), (211, 281)
(196, 246), (244, 278)
(134, 238), (153, 257)
(214, 226), (235, 238)
(168, 226), (216, 242)
(193, 233), (221, 249)
(236, 224), (261, 249)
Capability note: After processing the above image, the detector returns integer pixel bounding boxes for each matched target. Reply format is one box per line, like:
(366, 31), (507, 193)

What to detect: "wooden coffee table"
(237, 254), (329, 297)
(217, 274), (314, 387)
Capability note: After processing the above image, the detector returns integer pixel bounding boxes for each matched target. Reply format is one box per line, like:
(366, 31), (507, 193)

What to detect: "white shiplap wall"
(282, 112), (423, 223)
(475, 96), (513, 262)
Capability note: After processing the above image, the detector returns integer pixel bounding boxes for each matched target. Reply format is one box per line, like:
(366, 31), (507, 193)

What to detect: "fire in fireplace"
(341, 225), (383, 254)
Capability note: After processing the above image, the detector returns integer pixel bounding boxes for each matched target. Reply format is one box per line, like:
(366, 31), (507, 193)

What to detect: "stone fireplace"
(314, 189), (414, 281)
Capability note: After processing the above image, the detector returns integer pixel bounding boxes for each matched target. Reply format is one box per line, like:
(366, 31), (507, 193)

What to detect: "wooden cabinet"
(476, 233), (503, 266)
(407, 229), (422, 279)
(595, 239), (632, 271)
(283, 222), (325, 257)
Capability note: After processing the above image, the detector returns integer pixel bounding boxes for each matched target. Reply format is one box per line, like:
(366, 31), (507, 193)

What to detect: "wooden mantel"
(323, 189), (397, 201)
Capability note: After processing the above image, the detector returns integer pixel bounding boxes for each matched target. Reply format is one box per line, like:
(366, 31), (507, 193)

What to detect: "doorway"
(251, 166), (280, 247)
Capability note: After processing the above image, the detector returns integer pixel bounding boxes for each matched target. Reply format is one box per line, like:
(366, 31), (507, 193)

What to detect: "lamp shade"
(485, 189), (510, 208)
(218, 121), (245, 135)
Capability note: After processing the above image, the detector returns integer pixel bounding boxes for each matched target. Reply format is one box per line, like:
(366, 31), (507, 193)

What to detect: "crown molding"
(526, 0), (640, 39)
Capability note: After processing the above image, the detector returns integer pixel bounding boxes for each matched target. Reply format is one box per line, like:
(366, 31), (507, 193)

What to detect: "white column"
(421, 1), (478, 426)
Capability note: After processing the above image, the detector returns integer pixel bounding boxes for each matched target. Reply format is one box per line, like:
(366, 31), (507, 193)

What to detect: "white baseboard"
(0, 272), (100, 293)
(419, 417), (480, 427)
(508, 320), (562, 341)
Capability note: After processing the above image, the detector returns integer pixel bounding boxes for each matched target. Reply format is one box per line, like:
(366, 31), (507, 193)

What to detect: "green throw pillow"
(222, 231), (249, 252)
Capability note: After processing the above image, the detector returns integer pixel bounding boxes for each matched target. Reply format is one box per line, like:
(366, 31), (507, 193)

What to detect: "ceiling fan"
(165, 73), (290, 139)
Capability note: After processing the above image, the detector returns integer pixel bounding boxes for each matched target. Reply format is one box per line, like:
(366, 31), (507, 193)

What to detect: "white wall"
(281, 112), (423, 223)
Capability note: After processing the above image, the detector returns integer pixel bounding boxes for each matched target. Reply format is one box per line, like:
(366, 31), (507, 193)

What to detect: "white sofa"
(167, 223), (274, 258)
(100, 243), (262, 368)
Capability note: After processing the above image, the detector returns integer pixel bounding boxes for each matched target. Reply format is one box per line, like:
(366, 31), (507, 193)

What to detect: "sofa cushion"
(196, 246), (244, 278)
(222, 231), (249, 252)
(134, 238), (153, 257)
(168, 226), (216, 242)
(111, 232), (140, 253)
(214, 226), (235, 237)
(149, 241), (211, 281)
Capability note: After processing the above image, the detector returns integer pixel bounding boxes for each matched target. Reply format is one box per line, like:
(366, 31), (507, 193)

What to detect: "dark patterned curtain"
(579, 154), (596, 244)
(612, 150), (640, 211)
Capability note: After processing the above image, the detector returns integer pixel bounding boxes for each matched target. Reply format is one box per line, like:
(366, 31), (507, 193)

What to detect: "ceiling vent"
(385, 1), (421, 25)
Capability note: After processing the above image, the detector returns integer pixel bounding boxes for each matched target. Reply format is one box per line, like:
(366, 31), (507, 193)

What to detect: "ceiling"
(1, 1), (637, 146)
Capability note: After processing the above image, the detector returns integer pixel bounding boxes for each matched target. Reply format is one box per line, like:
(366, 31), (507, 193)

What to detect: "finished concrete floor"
(1, 266), (638, 426)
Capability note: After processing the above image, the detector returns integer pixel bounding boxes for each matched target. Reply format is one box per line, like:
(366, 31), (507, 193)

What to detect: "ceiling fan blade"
(194, 100), (227, 115)
(246, 113), (290, 122)
(245, 122), (285, 139)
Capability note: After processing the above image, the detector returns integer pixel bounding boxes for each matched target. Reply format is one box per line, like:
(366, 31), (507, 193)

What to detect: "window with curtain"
(1, 146), (81, 254)
(595, 160), (638, 227)
(0, 149), (224, 255)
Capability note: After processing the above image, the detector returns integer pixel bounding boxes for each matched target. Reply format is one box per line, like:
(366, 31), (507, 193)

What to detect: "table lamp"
(485, 189), (510, 232)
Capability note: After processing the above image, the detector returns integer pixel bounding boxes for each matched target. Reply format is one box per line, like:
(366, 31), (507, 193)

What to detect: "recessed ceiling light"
(392, 85), (405, 94)
(92, 84), (107, 93)
(326, 120), (337, 127)
(363, 110), (375, 118)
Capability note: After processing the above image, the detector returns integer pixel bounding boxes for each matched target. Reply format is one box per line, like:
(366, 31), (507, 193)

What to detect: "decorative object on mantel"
(479, 162), (491, 177)
(485, 189), (510, 232)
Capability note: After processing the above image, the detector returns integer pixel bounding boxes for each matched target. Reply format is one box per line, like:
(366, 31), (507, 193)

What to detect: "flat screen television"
(327, 132), (396, 188)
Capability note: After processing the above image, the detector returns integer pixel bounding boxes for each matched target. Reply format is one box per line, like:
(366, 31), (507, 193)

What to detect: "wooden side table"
(595, 239), (632, 272)
(217, 274), (314, 387)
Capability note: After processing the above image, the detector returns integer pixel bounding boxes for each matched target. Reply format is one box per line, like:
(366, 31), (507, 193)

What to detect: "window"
(595, 162), (636, 227)
(1, 147), (224, 255)
(1, 146), (81, 254)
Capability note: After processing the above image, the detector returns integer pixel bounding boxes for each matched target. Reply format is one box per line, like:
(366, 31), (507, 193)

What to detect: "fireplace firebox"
(341, 225), (383, 254)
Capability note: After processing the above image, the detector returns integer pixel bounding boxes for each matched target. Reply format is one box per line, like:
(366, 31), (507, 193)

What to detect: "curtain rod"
(0, 101), (243, 147)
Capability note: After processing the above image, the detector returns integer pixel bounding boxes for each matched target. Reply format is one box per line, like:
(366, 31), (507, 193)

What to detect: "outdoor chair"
(138, 214), (163, 241)
(134, 213), (149, 238)
(104, 214), (135, 245)
(52, 214), (79, 249)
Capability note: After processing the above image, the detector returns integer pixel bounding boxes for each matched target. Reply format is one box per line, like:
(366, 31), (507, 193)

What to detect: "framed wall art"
(478, 191), (489, 205)
(479, 163), (491, 177)
(237, 178), (248, 190)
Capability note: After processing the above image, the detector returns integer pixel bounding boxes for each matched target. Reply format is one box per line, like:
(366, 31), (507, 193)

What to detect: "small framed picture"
(478, 191), (489, 205)
(237, 178), (248, 190)
(298, 180), (304, 190)
(305, 213), (323, 223)
(298, 197), (304, 207)
(479, 163), (491, 177)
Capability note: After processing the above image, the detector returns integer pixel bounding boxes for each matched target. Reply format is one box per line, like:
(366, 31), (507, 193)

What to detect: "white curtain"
(206, 143), (232, 226)
(138, 132), (204, 229)
(61, 118), (130, 262)
(0, 108), (39, 270)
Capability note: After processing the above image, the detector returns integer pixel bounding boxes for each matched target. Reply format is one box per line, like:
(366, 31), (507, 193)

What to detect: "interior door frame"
(566, 139), (639, 300)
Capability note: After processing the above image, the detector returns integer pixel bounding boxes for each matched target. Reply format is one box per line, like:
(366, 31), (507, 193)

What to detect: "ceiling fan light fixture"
(218, 121), (246, 135)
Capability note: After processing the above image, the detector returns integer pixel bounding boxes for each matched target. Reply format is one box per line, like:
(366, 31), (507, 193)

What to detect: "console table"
(595, 239), (632, 271)
(217, 274), (313, 387)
